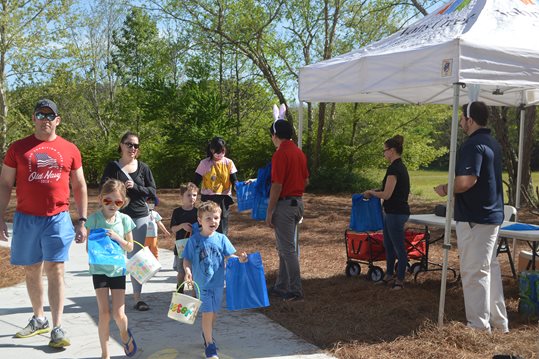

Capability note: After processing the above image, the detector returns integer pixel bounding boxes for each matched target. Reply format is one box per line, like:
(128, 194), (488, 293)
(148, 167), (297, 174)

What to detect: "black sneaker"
(268, 286), (286, 298)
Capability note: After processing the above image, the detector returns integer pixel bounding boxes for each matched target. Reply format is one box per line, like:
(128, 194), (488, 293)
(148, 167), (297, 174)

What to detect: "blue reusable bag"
(251, 196), (269, 221)
(349, 194), (384, 232)
(87, 228), (126, 276)
(251, 163), (272, 221)
(236, 180), (257, 212)
(518, 271), (539, 318)
(225, 252), (270, 310)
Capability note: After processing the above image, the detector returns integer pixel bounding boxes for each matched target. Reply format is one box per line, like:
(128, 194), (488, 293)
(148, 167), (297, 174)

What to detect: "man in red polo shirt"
(0, 99), (88, 348)
(266, 119), (309, 302)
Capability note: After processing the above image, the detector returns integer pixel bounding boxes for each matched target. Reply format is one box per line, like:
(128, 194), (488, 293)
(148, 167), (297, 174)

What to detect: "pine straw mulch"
(1, 189), (538, 358)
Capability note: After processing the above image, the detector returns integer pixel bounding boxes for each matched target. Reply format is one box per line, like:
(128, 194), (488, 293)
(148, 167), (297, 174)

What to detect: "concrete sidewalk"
(0, 237), (334, 359)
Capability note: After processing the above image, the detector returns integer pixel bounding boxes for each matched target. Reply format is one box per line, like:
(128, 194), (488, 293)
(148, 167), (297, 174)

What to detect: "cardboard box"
(518, 251), (539, 272)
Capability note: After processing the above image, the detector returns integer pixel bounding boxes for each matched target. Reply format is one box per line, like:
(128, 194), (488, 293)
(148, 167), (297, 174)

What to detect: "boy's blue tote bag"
(349, 194), (384, 232)
(225, 252), (270, 310)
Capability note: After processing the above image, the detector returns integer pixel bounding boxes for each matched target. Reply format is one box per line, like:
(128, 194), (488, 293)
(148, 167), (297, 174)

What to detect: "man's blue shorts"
(11, 211), (75, 266)
(200, 286), (224, 313)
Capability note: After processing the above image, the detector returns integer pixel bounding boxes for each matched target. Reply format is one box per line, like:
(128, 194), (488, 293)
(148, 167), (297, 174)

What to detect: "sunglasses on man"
(35, 112), (58, 121)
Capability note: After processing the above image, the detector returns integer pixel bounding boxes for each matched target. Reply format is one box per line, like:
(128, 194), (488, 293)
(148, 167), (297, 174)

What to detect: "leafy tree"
(0, 0), (73, 155)
(490, 106), (536, 205)
(65, 0), (127, 140)
(157, 0), (293, 115)
(111, 7), (168, 133)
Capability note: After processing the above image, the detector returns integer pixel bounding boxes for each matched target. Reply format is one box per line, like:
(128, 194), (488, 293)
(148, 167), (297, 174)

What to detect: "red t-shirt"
(4, 135), (82, 216)
(271, 140), (309, 198)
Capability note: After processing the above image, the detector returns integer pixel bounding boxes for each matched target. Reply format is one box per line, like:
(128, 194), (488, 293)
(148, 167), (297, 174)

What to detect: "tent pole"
(438, 83), (460, 327)
(298, 100), (304, 149)
(513, 95), (525, 255)
(516, 95), (525, 212)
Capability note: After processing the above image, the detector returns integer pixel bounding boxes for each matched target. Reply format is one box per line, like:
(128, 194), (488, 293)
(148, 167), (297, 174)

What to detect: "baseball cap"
(34, 99), (59, 115)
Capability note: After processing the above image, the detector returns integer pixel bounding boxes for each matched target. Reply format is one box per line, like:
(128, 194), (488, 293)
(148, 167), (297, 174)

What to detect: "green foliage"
(6, 0), (537, 197)
(306, 103), (449, 175)
(308, 165), (379, 194)
(111, 7), (164, 86)
(233, 125), (275, 180)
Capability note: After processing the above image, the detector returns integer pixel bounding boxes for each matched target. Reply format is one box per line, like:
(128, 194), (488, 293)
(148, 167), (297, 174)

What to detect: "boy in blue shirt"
(183, 200), (246, 359)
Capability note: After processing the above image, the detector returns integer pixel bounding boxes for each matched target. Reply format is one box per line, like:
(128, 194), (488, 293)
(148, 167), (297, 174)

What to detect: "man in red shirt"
(0, 99), (88, 348)
(266, 119), (309, 302)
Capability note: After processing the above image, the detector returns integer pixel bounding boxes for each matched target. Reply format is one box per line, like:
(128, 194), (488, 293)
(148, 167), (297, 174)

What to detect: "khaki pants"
(456, 221), (508, 332)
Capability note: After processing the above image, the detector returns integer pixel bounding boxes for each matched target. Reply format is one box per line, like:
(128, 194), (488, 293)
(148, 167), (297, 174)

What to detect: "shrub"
(308, 166), (379, 194)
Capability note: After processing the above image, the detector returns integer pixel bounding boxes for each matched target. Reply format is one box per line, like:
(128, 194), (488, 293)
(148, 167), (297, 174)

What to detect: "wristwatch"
(78, 217), (87, 224)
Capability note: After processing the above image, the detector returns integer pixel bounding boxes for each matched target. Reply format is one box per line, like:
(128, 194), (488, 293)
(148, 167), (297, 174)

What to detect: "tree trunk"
(0, 51), (7, 156)
(0, 81), (7, 157)
(490, 106), (535, 206)
(306, 102), (313, 157)
(347, 103), (360, 171)
(323, 102), (336, 146)
(312, 102), (327, 174)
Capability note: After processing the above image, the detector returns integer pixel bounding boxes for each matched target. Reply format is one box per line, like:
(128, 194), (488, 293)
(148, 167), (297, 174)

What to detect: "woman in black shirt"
(364, 135), (410, 290)
(100, 131), (157, 310)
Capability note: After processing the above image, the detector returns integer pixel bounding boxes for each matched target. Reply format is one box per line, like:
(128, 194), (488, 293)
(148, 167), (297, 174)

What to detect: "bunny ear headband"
(272, 104), (286, 133)
(273, 104), (286, 121)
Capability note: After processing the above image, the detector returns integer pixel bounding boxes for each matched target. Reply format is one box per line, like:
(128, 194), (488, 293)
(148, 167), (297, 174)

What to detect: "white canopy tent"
(298, 0), (539, 326)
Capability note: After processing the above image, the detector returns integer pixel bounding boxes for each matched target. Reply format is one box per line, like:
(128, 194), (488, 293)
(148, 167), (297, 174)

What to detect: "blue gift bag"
(226, 252), (270, 310)
(87, 228), (126, 277)
(251, 195), (269, 221)
(349, 194), (384, 232)
(519, 271), (538, 302)
(236, 180), (256, 212)
(518, 271), (539, 318)
(251, 163), (272, 221)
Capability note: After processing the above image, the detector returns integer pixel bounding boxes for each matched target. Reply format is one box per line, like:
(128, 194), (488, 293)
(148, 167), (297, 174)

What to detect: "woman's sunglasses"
(123, 142), (139, 149)
(102, 198), (125, 207)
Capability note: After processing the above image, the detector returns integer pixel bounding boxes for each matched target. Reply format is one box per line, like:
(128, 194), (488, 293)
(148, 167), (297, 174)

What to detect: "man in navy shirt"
(435, 101), (508, 333)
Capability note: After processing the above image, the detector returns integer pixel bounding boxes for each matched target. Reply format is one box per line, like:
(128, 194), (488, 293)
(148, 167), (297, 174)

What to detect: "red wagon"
(344, 229), (428, 282)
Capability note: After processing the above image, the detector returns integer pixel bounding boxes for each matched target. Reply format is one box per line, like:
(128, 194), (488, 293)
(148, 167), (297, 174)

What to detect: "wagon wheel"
(410, 262), (423, 275)
(345, 262), (361, 277)
(367, 266), (384, 282)
(394, 261), (411, 273)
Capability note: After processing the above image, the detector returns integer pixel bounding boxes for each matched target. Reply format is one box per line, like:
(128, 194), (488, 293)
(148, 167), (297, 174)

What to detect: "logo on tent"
(438, 0), (471, 14)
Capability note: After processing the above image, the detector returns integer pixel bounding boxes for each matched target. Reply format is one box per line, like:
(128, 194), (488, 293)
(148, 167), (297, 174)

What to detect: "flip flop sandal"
(134, 301), (150, 311)
(123, 328), (137, 357)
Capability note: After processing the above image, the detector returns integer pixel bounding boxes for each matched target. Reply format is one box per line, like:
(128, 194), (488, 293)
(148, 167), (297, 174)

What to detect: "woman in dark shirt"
(100, 131), (157, 310)
(364, 135), (410, 290)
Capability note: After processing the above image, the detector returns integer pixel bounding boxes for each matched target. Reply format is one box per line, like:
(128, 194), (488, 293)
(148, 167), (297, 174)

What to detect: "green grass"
(410, 170), (447, 202)
(410, 170), (539, 202)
